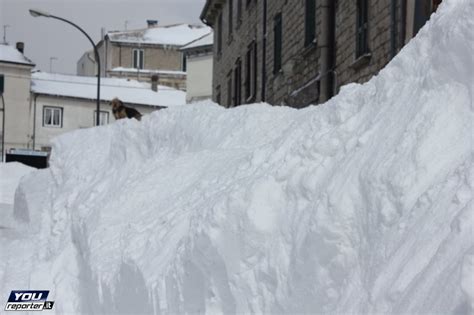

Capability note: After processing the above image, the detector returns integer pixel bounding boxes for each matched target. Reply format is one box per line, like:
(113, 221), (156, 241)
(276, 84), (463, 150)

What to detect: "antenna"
(3, 25), (10, 44)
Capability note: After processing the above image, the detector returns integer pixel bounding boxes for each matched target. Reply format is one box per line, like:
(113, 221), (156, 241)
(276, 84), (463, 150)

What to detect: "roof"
(110, 67), (186, 76)
(107, 24), (212, 47)
(31, 72), (185, 108)
(180, 32), (213, 51)
(0, 44), (35, 66)
(200, 0), (221, 26)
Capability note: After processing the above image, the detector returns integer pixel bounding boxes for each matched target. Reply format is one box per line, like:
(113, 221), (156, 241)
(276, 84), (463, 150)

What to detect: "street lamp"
(29, 9), (101, 125)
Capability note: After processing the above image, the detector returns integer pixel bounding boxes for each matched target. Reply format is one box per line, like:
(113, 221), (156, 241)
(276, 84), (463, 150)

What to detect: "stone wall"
(208, 0), (408, 108)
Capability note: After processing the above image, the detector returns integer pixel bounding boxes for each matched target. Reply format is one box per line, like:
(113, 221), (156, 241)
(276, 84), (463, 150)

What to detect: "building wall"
(212, 0), (262, 107)
(186, 53), (213, 102)
(76, 51), (96, 76)
(0, 62), (34, 154)
(95, 38), (187, 89)
(334, 0), (404, 88)
(108, 42), (184, 72)
(32, 95), (161, 150)
(207, 0), (426, 108)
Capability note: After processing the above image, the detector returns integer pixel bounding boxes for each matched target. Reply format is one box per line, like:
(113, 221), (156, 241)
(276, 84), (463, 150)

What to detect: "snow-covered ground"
(1, 0), (473, 314)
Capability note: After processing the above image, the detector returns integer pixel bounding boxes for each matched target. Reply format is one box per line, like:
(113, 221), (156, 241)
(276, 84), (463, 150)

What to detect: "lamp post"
(29, 9), (101, 125)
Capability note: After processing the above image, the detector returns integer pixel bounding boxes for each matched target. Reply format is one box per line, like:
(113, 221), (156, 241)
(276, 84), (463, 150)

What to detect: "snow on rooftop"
(110, 67), (186, 75)
(31, 72), (185, 107)
(181, 32), (213, 50)
(0, 44), (35, 66)
(108, 24), (212, 46)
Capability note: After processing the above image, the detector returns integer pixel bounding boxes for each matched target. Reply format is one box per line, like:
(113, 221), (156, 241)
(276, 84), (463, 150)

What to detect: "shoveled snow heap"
(1, 0), (473, 314)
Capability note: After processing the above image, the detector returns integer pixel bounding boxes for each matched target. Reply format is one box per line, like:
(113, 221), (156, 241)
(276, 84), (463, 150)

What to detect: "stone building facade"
(201, 0), (441, 108)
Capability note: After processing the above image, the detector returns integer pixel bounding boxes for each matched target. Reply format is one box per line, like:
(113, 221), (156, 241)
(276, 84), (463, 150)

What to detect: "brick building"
(201, 0), (441, 108)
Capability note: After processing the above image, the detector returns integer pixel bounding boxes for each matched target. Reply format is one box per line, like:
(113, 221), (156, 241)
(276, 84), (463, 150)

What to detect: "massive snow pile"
(1, 0), (473, 314)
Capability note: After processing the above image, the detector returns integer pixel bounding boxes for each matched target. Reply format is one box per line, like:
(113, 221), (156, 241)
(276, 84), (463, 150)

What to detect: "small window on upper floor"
(305, 0), (316, 46)
(237, 0), (243, 27)
(356, 0), (369, 57)
(43, 106), (63, 128)
(228, 0), (234, 40)
(216, 85), (221, 105)
(182, 54), (187, 72)
(217, 14), (223, 55)
(133, 49), (144, 69)
(273, 13), (283, 74)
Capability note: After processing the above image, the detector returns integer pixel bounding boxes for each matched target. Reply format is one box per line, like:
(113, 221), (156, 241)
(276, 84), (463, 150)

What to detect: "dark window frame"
(245, 41), (257, 103)
(217, 14), (223, 55)
(216, 85), (221, 105)
(356, 0), (369, 57)
(133, 49), (144, 69)
(273, 13), (283, 74)
(305, 0), (316, 46)
(182, 53), (187, 71)
(233, 58), (242, 106)
(237, 0), (243, 27)
(228, 0), (234, 41)
(226, 70), (233, 107)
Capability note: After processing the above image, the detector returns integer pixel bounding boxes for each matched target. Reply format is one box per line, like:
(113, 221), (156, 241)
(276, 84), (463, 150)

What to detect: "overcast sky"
(0, 0), (206, 74)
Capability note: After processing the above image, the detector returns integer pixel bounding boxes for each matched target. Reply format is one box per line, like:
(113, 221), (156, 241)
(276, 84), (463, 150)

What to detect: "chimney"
(147, 20), (158, 28)
(151, 74), (159, 92)
(16, 42), (24, 54)
(101, 27), (106, 39)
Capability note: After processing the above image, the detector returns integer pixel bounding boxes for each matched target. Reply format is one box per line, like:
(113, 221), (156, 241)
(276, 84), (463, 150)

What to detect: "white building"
(0, 43), (35, 157)
(180, 32), (213, 103)
(77, 22), (211, 91)
(30, 72), (186, 151)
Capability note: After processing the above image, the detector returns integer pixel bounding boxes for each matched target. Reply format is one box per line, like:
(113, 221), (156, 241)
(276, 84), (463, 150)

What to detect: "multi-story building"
(181, 32), (214, 103)
(30, 72), (185, 151)
(77, 22), (211, 91)
(201, 0), (441, 108)
(0, 43), (35, 158)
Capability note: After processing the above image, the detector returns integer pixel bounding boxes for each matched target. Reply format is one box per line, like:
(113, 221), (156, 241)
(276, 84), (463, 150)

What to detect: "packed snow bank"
(0, 162), (35, 205)
(1, 0), (473, 314)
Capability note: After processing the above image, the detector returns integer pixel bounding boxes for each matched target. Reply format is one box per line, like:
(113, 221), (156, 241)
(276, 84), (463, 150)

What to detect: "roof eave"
(0, 60), (36, 68)
(200, 0), (225, 27)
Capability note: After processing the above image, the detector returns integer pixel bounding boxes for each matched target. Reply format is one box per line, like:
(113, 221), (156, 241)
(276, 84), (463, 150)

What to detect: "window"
(305, 0), (316, 46)
(228, 0), (233, 39)
(237, 0), (243, 26)
(217, 14), (223, 54)
(356, 0), (369, 57)
(273, 13), (283, 74)
(226, 70), (233, 107)
(94, 111), (109, 126)
(414, 0), (442, 36)
(245, 41), (257, 102)
(234, 58), (242, 106)
(43, 106), (62, 128)
(133, 49), (144, 69)
(182, 53), (187, 71)
(216, 85), (221, 105)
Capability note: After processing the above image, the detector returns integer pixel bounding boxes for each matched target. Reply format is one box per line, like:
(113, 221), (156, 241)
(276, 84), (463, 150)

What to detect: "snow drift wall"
(1, 0), (473, 314)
